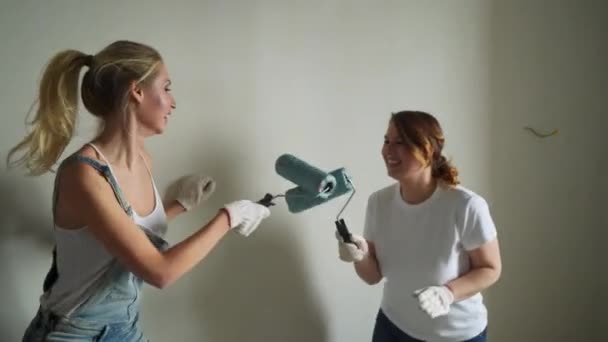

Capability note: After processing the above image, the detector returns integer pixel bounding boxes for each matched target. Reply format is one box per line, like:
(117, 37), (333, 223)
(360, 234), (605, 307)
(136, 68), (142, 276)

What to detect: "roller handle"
(335, 218), (353, 244)
(257, 193), (276, 207)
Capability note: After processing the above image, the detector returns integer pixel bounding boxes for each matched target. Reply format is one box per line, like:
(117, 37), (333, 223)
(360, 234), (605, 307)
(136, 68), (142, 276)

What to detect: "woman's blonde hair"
(7, 40), (162, 175)
(390, 110), (460, 186)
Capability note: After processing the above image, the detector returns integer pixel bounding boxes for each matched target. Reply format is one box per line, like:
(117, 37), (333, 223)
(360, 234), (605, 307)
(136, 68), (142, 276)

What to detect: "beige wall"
(602, 46), (608, 342)
(488, 0), (606, 340)
(0, 1), (492, 341)
(0, 0), (604, 341)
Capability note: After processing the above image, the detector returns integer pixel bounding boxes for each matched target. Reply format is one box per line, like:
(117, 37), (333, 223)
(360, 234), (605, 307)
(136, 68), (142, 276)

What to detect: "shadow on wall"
(192, 224), (329, 342)
(141, 137), (329, 342)
(0, 171), (55, 341)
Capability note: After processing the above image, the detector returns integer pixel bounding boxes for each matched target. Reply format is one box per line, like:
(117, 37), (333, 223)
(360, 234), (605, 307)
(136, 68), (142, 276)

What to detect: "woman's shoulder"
(53, 145), (120, 228)
(369, 183), (399, 203)
(60, 144), (106, 167)
(440, 184), (489, 209)
(57, 144), (110, 188)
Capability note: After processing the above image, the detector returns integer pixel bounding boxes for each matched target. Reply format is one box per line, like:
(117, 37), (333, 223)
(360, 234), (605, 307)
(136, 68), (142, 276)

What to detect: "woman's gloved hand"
(335, 231), (369, 262)
(223, 200), (271, 237)
(413, 285), (454, 319)
(173, 174), (216, 211)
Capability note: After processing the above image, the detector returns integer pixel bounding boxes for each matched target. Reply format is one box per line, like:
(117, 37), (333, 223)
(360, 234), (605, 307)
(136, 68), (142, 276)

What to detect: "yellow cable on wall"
(524, 126), (559, 138)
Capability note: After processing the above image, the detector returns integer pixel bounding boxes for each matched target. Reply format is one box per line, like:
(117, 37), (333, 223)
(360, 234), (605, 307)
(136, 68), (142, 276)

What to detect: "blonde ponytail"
(8, 50), (89, 175)
(9, 41), (163, 175)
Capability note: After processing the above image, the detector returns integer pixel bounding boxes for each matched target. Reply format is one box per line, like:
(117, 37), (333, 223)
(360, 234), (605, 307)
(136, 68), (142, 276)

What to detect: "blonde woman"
(337, 111), (501, 342)
(10, 40), (270, 341)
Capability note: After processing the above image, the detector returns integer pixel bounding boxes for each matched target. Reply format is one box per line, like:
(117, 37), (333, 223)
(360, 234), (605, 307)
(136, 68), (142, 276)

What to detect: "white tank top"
(40, 143), (168, 316)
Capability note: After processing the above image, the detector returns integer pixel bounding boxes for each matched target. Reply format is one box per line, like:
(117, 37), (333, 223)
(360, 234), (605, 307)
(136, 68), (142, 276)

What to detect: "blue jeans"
(22, 155), (169, 342)
(23, 309), (148, 341)
(372, 310), (487, 342)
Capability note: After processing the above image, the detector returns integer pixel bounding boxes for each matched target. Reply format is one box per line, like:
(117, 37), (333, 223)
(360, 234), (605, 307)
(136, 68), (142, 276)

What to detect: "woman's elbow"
(363, 275), (382, 285)
(355, 266), (383, 285)
(147, 272), (176, 289)
(139, 264), (177, 289)
(484, 262), (502, 288)
(492, 263), (502, 284)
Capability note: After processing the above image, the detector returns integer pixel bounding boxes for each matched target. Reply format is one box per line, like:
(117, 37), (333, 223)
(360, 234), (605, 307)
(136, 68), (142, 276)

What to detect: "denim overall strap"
(42, 154), (134, 293)
(57, 153), (164, 337)
(51, 154), (133, 217)
(24, 154), (153, 341)
(64, 154), (134, 216)
(51, 154), (142, 322)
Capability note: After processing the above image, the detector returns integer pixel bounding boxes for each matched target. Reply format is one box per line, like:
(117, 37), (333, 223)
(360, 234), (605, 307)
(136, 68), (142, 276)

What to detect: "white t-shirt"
(364, 183), (497, 342)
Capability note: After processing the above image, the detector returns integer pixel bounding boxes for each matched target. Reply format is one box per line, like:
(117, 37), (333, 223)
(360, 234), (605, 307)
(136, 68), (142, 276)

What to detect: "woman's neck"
(399, 171), (437, 205)
(93, 119), (143, 170)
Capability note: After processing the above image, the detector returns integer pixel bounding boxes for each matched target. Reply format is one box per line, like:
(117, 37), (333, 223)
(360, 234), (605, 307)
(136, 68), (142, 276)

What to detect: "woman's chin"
(153, 122), (167, 134)
(386, 168), (402, 180)
(141, 126), (165, 137)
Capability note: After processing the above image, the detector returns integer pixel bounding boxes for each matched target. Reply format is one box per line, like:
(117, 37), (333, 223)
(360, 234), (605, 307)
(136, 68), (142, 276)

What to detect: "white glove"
(413, 285), (454, 319)
(335, 232), (369, 262)
(223, 200), (271, 237)
(174, 174), (216, 211)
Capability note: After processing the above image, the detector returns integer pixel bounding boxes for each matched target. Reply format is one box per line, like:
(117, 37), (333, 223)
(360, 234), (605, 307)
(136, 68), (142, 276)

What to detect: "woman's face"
(134, 63), (176, 136)
(381, 120), (426, 181)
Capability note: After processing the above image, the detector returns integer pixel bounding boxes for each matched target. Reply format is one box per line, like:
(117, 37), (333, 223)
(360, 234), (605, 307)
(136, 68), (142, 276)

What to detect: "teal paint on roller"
(275, 154), (337, 198)
(256, 156), (356, 244)
(284, 168), (353, 213)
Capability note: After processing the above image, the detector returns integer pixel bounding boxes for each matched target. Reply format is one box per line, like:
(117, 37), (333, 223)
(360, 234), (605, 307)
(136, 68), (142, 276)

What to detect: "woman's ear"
(129, 81), (144, 104)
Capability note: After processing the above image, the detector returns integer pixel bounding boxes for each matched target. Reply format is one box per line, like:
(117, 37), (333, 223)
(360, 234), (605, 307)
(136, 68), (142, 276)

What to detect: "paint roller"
(257, 154), (356, 243)
(276, 154), (338, 199)
(283, 167), (353, 213)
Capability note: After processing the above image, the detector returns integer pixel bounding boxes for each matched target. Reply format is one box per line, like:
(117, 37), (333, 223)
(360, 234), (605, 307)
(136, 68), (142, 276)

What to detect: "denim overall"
(22, 155), (169, 341)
